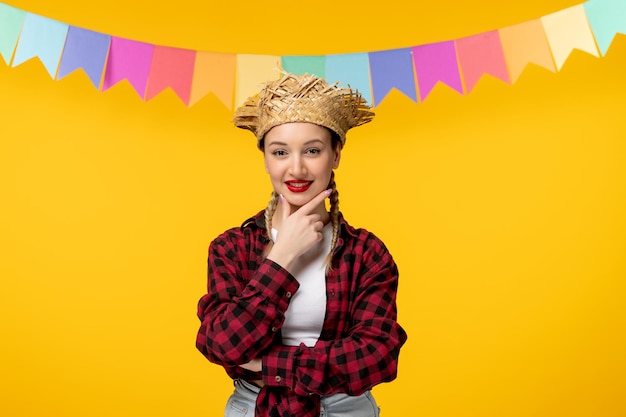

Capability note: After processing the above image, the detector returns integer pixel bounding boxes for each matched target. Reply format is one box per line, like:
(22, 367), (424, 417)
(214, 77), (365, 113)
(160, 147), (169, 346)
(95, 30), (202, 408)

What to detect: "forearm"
(197, 258), (299, 366)
(261, 318), (406, 396)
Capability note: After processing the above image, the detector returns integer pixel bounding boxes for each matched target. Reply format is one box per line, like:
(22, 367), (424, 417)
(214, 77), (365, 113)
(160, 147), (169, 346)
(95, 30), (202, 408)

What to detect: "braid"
(326, 171), (340, 268)
(263, 191), (279, 257)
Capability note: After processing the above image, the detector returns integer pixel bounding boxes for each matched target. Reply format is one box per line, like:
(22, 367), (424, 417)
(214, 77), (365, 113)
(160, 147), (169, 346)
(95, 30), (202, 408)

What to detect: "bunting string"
(0, 0), (624, 109)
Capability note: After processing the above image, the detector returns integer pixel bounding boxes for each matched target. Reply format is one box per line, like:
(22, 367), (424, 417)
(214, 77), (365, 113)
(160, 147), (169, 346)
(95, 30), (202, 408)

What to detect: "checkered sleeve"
(261, 243), (407, 396)
(196, 229), (299, 368)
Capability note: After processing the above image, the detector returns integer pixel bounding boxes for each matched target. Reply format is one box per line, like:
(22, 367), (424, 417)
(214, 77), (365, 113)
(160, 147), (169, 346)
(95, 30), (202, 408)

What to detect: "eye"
(271, 149), (287, 157)
(305, 148), (321, 155)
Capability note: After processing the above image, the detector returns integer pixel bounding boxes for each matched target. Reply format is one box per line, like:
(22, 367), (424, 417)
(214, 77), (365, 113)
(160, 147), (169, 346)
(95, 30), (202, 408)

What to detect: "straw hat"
(233, 72), (375, 148)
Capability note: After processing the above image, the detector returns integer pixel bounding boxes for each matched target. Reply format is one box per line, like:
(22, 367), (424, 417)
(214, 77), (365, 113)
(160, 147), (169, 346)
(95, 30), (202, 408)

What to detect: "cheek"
(264, 162), (282, 181)
(264, 157), (278, 176)
(327, 158), (338, 173)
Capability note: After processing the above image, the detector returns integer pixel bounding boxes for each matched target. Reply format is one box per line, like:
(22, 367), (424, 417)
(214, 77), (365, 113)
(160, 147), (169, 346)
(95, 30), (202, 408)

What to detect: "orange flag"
(499, 19), (556, 83)
(189, 52), (236, 108)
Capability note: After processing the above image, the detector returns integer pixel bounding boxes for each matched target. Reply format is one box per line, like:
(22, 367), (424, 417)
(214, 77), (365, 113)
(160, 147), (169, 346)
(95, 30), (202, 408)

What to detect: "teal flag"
(281, 55), (326, 77)
(0, 3), (26, 64)
(584, 0), (626, 55)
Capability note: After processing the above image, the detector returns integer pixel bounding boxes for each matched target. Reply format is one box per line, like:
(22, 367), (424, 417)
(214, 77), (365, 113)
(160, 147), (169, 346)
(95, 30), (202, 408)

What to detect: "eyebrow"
(266, 139), (326, 147)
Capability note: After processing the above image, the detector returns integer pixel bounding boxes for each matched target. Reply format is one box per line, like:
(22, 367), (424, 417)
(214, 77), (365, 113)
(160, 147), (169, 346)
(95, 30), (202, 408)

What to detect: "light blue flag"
(12, 13), (69, 78)
(0, 3), (26, 64)
(325, 53), (372, 105)
(584, 0), (626, 55)
(281, 55), (326, 77)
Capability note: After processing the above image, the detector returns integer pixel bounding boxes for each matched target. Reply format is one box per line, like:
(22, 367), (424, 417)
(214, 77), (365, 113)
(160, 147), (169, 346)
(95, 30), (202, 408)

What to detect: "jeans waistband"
(234, 379), (261, 395)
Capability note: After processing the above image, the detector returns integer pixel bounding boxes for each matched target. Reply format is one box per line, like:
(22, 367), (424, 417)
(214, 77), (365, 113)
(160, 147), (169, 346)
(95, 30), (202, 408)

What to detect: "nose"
(289, 154), (307, 177)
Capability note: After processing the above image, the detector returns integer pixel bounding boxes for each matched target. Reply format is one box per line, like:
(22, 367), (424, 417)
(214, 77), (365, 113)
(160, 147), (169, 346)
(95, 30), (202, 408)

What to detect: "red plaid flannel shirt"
(196, 210), (407, 417)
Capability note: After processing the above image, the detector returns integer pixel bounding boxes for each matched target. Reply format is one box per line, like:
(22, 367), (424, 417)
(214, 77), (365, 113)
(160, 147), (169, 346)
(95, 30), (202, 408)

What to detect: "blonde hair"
(263, 171), (340, 269)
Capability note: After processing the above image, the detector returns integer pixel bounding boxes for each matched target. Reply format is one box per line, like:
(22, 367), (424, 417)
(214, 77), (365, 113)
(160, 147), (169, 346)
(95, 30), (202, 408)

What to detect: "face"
(263, 122), (341, 213)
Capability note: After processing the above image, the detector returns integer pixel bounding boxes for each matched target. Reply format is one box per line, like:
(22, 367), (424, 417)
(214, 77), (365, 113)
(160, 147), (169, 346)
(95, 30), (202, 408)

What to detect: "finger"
(309, 213), (322, 224)
(296, 188), (332, 215)
(279, 194), (290, 221)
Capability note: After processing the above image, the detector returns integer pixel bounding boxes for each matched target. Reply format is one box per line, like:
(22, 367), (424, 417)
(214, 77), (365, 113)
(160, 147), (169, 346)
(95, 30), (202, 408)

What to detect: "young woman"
(196, 72), (407, 417)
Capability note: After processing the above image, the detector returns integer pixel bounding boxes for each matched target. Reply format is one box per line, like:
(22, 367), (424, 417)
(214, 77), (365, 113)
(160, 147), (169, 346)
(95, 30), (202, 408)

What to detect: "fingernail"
(279, 194), (285, 202)
(325, 189), (332, 197)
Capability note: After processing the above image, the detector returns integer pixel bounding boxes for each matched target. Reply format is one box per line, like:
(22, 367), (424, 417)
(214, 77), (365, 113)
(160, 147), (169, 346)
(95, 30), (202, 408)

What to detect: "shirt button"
(286, 292), (292, 298)
(271, 326), (277, 333)
(275, 376), (282, 383)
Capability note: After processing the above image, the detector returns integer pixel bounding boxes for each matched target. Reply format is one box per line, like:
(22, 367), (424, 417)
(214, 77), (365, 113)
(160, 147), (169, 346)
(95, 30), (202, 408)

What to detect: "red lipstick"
(285, 180), (312, 193)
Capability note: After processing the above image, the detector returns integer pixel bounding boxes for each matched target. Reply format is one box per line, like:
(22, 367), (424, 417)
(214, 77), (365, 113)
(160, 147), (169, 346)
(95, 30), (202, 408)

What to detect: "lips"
(285, 180), (313, 193)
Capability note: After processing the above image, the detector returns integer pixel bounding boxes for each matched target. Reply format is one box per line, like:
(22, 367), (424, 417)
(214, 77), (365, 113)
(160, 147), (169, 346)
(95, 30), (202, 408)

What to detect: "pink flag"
(102, 37), (154, 98)
(412, 41), (463, 100)
(455, 31), (510, 93)
(145, 46), (196, 104)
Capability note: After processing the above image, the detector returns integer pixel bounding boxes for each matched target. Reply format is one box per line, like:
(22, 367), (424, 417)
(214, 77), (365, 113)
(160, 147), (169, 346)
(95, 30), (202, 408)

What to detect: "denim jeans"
(224, 379), (381, 417)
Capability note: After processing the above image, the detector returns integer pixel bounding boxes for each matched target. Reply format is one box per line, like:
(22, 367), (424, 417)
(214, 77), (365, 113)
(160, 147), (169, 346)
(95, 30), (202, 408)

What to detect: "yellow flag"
(235, 54), (281, 107)
(541, 5), (599, 70)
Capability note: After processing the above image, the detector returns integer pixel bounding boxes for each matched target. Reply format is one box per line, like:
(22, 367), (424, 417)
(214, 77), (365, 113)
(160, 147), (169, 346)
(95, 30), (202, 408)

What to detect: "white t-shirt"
(271, 223), (331, 347)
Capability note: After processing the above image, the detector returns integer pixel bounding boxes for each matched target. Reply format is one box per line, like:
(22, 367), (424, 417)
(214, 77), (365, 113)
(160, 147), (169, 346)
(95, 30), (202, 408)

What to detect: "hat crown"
(233, 73), (374, 147)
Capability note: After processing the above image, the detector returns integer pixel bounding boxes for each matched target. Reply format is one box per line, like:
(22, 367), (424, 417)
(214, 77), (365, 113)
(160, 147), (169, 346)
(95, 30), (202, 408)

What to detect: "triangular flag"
(325, 53), (372, 105)
(235, 54), (281, 107)
(411, 40), (463, 100)
(455, 30), (510, 93)
(541, 5), (600, 70)
(189, 51), (236, 109)
(369, 48), (417, 106)
(145, 46), (196, 104)
(12, 13), (68, 78)
(102, 37), (154, 98)
(499, 19), (556, 82)
(584, 0), (626, 55)
(281, 55), (326, 78)
(57, 26), (111, 88)
(0, 3), (26, 65)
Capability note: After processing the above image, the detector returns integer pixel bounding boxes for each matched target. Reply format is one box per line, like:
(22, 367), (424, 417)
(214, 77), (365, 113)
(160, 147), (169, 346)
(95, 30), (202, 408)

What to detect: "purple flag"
(412, 41), (463, 100)
(57, 27), (110, 88)
(369, 48), (417, 106)
(102, 37), (154, 98)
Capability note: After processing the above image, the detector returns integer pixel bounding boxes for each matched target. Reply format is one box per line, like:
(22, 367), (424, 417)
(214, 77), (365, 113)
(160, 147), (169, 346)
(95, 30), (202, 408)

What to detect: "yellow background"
(1, 0), (625, 416)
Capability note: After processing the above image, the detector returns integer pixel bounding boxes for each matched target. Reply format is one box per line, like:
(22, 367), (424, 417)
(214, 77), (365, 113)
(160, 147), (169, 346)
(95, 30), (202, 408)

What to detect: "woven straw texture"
(233, 73), (375, 147)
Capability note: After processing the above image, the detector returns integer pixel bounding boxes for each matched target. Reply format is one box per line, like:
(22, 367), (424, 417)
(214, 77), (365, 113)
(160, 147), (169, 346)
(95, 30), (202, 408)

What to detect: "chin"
(285, 195), (310, 206)
(285, 192), (316, 206)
